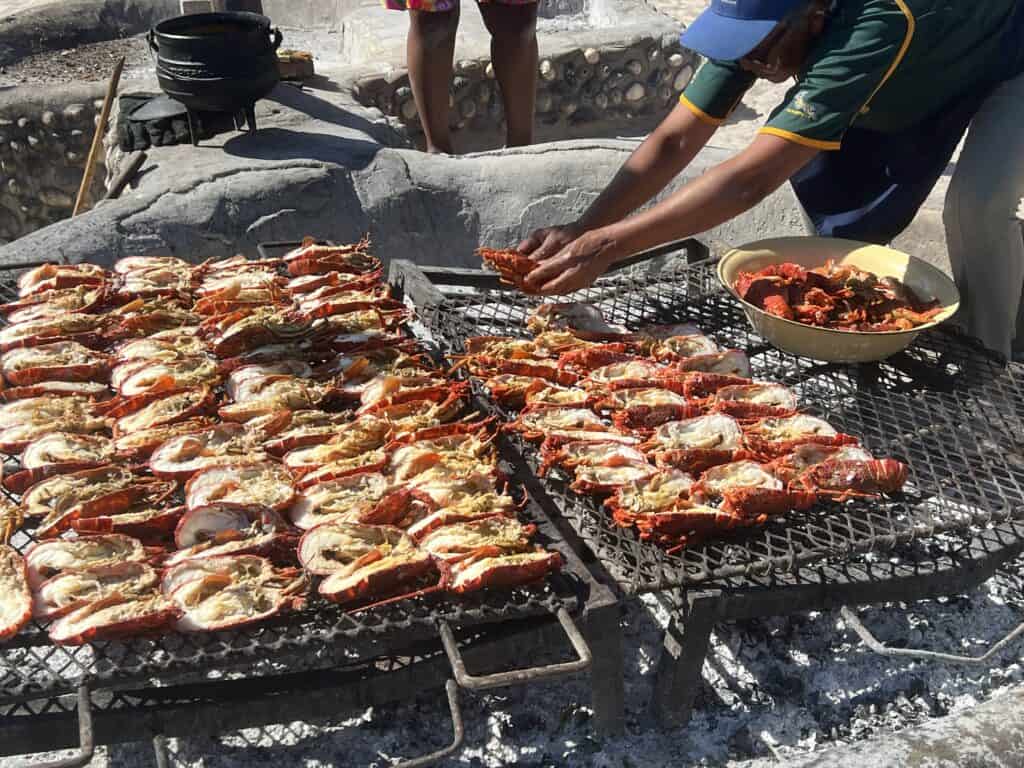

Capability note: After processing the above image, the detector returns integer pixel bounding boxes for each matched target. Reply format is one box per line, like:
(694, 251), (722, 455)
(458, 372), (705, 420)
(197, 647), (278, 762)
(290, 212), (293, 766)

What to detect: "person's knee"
(484, 8), (537, 46)
(948, 165), (1024, 233)
(409, 11), (459, 47)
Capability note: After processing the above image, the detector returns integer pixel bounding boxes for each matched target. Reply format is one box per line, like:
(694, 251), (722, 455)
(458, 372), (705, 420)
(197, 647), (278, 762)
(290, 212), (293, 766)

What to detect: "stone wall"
(353, 36), (696, 152)
(0, 84), (108, 246)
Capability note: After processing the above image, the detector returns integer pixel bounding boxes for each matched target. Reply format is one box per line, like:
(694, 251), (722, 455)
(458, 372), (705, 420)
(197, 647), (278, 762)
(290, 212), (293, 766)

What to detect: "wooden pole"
(73, 55), (125, 218)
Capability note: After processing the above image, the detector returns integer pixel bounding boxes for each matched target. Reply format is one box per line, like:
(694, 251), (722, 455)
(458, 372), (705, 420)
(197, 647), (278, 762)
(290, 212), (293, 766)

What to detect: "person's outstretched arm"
(518, 102), (719, 262)
(524, 133), (819, 294)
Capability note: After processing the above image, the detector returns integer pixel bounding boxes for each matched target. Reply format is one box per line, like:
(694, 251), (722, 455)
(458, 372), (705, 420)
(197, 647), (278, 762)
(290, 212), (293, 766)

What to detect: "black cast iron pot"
(148, 12), (282, 115)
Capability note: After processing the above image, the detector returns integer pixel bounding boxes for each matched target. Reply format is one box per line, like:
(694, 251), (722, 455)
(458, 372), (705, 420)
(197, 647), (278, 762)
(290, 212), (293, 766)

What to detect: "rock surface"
(0, 74), (810, 269)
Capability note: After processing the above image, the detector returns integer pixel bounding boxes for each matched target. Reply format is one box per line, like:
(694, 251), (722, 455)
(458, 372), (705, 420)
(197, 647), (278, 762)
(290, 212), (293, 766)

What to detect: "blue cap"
(680, 0), (805, 61)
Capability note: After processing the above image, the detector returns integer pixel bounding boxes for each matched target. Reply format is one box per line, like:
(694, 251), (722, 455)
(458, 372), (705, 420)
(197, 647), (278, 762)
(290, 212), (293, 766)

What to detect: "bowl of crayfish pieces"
(717, 236), (960, 363)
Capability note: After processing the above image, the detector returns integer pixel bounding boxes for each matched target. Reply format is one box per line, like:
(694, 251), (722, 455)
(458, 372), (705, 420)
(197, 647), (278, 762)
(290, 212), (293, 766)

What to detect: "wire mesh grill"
(0, 269), (581, 715)
(418, 259), (1024, 594)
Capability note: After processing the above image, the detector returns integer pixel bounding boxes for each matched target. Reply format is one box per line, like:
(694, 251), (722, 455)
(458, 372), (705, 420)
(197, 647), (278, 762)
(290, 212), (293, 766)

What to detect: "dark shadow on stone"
(130, 165), (160, 187)
(263, 83), (402, 148)
(222, 127), (380, 170)
(304, 74), (343, 94)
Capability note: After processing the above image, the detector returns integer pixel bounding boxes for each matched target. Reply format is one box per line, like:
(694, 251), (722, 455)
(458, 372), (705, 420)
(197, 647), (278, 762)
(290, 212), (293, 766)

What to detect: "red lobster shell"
(0, 341), (111, 387)
(32, 562), (160, 621)
(0, 545), (31, 643)
(445, 548), (562, 594)
(5, 433), (116, 495)
(185, 462), (297, 512)
(49, 593), (180, 646)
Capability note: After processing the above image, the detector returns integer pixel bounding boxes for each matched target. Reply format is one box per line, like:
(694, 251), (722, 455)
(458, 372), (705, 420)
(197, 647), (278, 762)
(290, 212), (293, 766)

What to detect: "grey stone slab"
(0, 70), (810, 271)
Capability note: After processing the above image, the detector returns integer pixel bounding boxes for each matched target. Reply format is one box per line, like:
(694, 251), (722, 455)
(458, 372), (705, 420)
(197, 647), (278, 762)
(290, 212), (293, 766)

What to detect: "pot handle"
(270, 28), (283, 51)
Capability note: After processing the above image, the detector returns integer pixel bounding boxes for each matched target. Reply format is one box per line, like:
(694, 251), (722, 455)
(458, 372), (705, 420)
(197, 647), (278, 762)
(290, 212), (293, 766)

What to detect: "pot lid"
(129, 95), (189, 122)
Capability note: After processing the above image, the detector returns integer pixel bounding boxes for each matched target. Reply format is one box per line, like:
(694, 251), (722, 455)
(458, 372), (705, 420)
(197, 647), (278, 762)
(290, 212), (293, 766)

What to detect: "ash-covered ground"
(14, 551), (1024, 768)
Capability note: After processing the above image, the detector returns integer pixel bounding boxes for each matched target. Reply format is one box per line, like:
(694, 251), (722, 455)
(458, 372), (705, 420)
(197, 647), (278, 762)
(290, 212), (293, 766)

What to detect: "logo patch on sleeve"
(785, 92), (819, 120)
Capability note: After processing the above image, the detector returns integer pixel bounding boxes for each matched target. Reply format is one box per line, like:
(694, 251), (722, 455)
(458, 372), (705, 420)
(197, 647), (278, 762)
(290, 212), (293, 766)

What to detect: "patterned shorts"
(384, 0), (535, 11)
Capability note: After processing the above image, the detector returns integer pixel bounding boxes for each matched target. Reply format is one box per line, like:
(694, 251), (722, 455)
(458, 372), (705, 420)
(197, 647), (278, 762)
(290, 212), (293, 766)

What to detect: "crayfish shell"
(185, 462), (297, 512)
(0, 395), (109, 453)
(297, 521), (416, 576)
(418, 515), (535, 560)
(673, 350), (751, 378)
(24, 534), (150, 589)
(149, 423), (265, 481)
(5, 432), (116, 495)
(288, 472), (394, 530)
(111, 387), (215, 437)
(49, 593), (180, 646)
(448, 550), (562, 594)
(18, 263), (105, 298)
(646, 414), (744, 451)
(0, 545), (31, 643)
(317, 549), (435, 607)
(0, 341), (110, 387)
(162, 530), (295, 568)
(33, 562), (160, 621)
(160, 554), (279, 596)
(696, 460), (783, 495)
(168, 566), (307, 633)
(570, 462), (659, 494)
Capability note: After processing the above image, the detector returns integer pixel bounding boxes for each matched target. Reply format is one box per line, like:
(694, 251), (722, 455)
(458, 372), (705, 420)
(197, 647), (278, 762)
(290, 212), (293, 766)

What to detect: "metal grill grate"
(418, 259), (1024, 594)
(0, 269), (582, 713)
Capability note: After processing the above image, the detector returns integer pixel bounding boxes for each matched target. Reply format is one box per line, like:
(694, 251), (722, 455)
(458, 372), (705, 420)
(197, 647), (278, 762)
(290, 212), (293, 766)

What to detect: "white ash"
(11, 555), (1024, 767)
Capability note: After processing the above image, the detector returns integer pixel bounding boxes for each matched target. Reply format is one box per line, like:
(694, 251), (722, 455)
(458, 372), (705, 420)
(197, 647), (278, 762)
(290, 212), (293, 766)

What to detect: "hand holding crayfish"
(501, 223), (621, 295)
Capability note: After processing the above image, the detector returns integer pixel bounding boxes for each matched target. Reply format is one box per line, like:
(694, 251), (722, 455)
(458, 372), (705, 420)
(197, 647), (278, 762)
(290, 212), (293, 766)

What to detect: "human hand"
(517, 222), (586, 262)
(522, 229), (621, 295)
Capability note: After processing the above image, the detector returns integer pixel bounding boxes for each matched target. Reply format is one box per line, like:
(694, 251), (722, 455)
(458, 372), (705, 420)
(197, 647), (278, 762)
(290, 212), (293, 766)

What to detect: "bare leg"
(408, 7), (460, 154)
(478, 3), (538, 147)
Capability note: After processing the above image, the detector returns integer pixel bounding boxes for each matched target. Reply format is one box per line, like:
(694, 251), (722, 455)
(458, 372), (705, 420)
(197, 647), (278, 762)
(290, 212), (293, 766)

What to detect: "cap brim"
(679, 9), (779, 61)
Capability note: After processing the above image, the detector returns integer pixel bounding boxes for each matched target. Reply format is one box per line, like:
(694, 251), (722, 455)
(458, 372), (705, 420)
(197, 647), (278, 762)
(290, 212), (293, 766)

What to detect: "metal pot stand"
(392, 239), (1024, 727)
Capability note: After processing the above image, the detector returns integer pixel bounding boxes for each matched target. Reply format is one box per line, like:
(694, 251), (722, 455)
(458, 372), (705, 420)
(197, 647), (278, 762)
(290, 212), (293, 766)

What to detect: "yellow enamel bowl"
(717, 237), (960, 363)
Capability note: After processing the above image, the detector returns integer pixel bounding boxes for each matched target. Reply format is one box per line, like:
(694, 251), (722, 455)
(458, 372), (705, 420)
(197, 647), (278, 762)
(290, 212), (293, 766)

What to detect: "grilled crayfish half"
(298, 521), (436, 607)
(0, 545), (31, 643)
(23, 465), (176, 539)
(163, 555), (308, 633)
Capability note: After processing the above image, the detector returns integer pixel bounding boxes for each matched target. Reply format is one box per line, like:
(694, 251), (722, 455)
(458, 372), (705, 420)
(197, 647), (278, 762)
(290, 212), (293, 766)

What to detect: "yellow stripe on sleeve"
(679, 94), (727, 126)
(758, 127), (842, 151)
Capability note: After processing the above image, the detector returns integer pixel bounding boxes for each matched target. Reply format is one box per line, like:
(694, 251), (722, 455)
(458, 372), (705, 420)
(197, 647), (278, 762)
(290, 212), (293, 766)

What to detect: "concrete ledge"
(0, 77), (809, 270)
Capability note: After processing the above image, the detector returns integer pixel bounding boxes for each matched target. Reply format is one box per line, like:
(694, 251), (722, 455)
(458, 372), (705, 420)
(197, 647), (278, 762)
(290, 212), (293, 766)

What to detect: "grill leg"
(245, 105), (257, 134)
(651, 590), (721, 728)
(153, 735), (170, 768)
(584, 600), (625, 736)
(185, 110), (199, 147)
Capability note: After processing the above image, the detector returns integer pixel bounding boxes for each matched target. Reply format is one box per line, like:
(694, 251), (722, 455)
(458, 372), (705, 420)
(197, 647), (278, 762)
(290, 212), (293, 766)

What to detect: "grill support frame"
(4, 604), (624, 763)
(390, 244), (1024, 726)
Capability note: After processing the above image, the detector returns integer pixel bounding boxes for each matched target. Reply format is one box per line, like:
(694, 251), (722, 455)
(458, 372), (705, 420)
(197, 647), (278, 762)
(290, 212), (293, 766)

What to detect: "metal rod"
(440, 607), (591, 691)
(33, 685), (95, 768)
(153, 735), (170, 768)
(606, 237), (711, 274)
(73, 56), (125, 217)
(390, 680), (465, 768)
(841, 605), (1024, 665)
